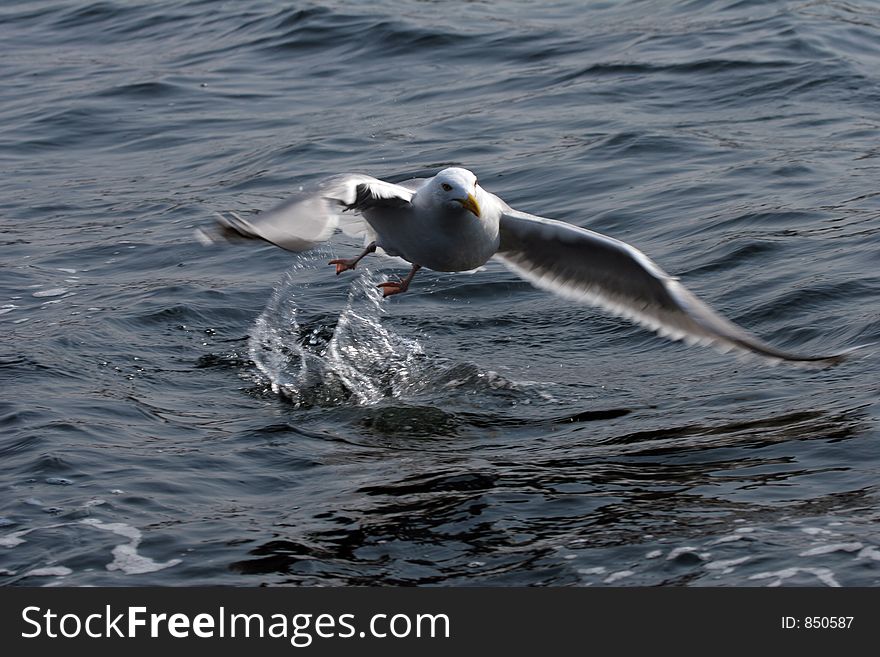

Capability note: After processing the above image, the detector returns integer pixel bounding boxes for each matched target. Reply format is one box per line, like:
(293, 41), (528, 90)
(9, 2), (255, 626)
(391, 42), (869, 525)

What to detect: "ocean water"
(1, 0), (879, 587)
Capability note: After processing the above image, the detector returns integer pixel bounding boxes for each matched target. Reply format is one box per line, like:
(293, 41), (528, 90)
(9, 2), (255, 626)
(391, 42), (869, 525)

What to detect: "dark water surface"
(2, 0), (879, 586)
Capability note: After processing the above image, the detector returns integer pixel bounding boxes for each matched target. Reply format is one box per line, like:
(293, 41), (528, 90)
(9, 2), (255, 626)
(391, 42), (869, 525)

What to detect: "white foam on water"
(666, 546), (704, 560)
(0, 523), (68, 548)
(4, 519), (180, 576)
(710, 533), (745, 545)
(856, 546), (880, 561)
(801, 526), (835, 536)
(577, 566), (606, 575)
(25, 566), (73, 578)
(798, 542), (863, 557)
(749, 567), (841, 588)
(705, 556), (750, 574)
(0, 531), (29, 548)
(32, 287), (68, 298)
(80, 518), (182, 575)
(604, 570), (634, 583)
(708, 526), (758, 546)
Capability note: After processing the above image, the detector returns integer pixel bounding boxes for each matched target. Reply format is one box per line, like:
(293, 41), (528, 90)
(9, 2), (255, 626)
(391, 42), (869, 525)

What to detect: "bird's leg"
(377, 264), (422, 298)
(328, 241), (377, 275)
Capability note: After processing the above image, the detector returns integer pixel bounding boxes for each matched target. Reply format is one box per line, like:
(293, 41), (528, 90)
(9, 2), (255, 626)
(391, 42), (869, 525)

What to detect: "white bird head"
(430, 167), (481, 217)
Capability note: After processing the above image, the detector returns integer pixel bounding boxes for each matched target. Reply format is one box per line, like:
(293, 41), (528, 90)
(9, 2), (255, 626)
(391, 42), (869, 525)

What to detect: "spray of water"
(248, 261), (428, 407)
(245, 254), (559, 412)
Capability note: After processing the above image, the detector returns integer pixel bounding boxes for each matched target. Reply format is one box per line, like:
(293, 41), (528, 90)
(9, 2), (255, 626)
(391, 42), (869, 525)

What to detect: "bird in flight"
(202, 166), (851, 366)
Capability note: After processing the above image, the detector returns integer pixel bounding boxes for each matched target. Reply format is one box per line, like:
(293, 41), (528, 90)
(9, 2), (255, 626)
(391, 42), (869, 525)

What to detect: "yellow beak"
(457, 193), (481, 218)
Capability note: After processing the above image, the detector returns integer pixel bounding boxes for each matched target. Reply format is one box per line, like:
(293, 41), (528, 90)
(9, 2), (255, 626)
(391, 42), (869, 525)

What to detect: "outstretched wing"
(495, 207), (849, 366)
(203, 174), (415, 252)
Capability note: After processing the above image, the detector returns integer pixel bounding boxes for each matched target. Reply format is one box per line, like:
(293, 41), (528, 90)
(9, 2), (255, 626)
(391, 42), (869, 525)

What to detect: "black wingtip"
(786, 343), (873, 368)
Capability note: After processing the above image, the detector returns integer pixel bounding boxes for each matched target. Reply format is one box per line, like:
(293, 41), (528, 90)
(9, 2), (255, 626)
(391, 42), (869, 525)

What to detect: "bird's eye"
(441, 183), (453, 192)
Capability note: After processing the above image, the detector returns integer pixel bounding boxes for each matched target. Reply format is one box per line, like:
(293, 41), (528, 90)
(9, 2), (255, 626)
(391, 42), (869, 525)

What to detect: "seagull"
(203, 166), (851, 366)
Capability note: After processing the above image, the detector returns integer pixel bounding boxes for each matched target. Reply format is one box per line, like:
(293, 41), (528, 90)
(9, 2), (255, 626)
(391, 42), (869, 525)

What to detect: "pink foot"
(377, 279), (410, 297)
(376, 264), (421, 298)
(328, 258), (358, 275)
(328, 242), (378, 275)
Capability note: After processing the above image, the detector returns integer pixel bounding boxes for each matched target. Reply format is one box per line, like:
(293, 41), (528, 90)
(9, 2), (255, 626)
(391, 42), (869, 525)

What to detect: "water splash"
(248, 261), (429, 407)
(246, 257), (560, 410)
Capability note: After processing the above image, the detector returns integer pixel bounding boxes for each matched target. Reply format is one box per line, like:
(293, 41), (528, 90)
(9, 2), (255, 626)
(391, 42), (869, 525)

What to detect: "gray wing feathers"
(496, 208), (848, 366)
(212, 194), (338, 252)
(207, 174), (414, 252)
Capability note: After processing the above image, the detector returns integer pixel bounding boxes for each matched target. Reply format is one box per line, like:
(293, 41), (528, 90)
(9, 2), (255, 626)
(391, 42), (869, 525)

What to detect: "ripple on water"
(1, 515), (182, 582)
(566, 514), (880, 587)
(1, 0), (878, 589)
